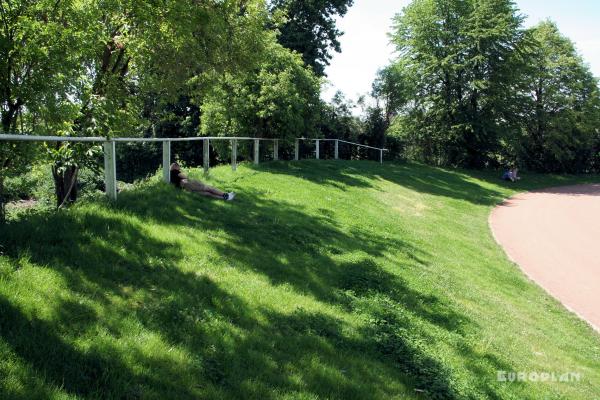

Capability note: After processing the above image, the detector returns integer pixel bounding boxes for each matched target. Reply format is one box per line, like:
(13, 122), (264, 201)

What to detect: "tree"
(519, 21), (600, 173)
(0, 0), (86, 133)
(364, 64), (411, 149)
(270, 0), (354, 76)
(372, 65), (410, 129)
(0, 0), (87, 217)
(318, 91), (362, 141)
(1, 0), (277, 209)
(389, 0), (529, 167)
(200, 37), (321, 152)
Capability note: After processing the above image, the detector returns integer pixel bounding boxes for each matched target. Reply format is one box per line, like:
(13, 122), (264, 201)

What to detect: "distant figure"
(502, 167), (520, 182)
(170, 163), (235, 201)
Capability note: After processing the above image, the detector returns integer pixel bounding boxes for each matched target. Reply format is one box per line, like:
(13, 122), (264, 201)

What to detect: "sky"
(322, 0), (600, 103)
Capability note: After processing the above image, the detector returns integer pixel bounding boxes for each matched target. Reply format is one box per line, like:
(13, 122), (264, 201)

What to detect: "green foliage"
(0, 141), (36, 219)
(318, 92), (362, 140)
(0, 0), (85, 133)
(519, 21), (600, 173)
(385, 1), (600, 172)
(3, 160), (102, 210)
(390, 0), (529, 168)
(361, 106), (387, 149)
(201, 38), (321, 146)
(0, 0), (299, 207)
(270, 0), (354, 76)
(44, 142), (101, 174)
(3, 163), (48, 202)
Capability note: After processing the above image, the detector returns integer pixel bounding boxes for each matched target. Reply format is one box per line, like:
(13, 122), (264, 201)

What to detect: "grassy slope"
(0, 160), (599, 400)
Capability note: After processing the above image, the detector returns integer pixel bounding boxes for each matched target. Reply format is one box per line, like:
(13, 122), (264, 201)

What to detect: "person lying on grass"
(170, 163), (235, 201)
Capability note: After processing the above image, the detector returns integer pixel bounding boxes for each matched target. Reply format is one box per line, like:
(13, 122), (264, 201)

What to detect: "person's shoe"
(225, 192), (236, 201)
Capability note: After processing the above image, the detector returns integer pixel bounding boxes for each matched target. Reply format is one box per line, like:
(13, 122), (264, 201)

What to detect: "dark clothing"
(170, 169), (187, 188)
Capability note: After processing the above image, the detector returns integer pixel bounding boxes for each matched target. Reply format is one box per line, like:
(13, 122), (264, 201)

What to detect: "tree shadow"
(248, 160), (512, 206)
(202, 306), (418, 399)
(0, 294), (204, 399)
(0, 209), (250, 398)
(109, 183), (508, 398)
(111, 183), (433, 309)
(338, 258), (470, 333)
(0, 175), (525, 399)
(1, 209), (185, 305)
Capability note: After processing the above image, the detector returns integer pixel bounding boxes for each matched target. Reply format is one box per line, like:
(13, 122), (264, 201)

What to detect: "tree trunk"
(0, 176), (5, 224)
(1, 99), (23, 133)
(52, 164), (79, 209)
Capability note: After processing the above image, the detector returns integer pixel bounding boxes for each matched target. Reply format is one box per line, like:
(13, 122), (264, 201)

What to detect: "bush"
(4, 163), (51, 203)
(4, 161), (105, 208)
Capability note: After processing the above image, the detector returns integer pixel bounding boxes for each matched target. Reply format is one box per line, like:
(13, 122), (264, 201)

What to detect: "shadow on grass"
(113, 183), (434, 311)
(248, 160), (511, 206)
(0, 170), (525, 399)
(0, 294), (203, 399)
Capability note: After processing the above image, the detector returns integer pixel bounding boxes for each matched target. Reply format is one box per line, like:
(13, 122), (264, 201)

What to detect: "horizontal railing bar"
(337, 139), (390, 151)
(297, 138), (338, 141)
(0, 134), (280, 143)
(1, 134), (387, 151)
(112, 137), (280, 142)
(112, 137), (202, 143)
(0, 134), (106, 142)
(297, 137), (388, 151)
(206, 137), (278, 141)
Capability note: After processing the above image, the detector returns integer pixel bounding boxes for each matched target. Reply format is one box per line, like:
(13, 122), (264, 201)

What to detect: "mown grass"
(0, 160), (599, 399)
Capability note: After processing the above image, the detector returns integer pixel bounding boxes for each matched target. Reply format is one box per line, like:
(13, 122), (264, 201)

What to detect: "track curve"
(490, 184), (600, 332)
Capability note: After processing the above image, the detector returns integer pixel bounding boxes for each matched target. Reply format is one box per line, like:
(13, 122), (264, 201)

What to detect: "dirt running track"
(490, 184), (600, 332)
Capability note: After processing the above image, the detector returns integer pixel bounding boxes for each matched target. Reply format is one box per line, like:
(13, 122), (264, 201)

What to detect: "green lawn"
(1, 160), (599, 399)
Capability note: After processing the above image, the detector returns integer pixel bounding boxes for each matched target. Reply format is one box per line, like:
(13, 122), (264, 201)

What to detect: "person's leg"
(200, 184), (225, 197)
(181, 180), (229, 200)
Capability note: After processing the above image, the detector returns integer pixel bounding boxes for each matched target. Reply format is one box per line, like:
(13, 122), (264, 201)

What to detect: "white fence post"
(254, 138), (260, 165)
(315, 139), (320, 160)
(380, 149), (383, 164)
(335, 139), (339, 160)
(295, 139), (299, 161)
(103, 141), (117, 201)
(231, 139), (237, 171)
(273, 140), (279, 161)
(203, 138), (210, 173)
(163, 140), (171, 182)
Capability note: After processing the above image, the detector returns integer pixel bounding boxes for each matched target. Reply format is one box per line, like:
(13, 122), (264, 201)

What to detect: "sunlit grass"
(1, 160), (599, 399)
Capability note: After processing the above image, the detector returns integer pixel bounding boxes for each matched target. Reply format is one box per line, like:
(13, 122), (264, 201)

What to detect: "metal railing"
(295, 138), (388, 163)
(0, 134), (387, 200)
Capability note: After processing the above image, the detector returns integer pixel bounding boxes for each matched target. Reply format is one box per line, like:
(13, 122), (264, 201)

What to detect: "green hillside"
(1, 160), (599, 399)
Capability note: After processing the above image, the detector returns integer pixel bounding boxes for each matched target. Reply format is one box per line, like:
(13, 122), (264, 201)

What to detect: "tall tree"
(520, 21), (600, 173)
(372, 65), (410, 128)
(0, 0), (86, 133)
(390, 0), (529, 167)
(270, 0), (353, 76)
